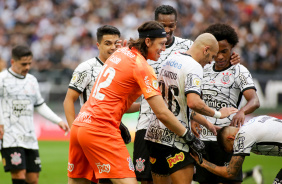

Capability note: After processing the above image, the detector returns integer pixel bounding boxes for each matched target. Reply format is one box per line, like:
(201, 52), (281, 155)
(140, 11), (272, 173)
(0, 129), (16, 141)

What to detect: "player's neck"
(9, 68), (25, 79)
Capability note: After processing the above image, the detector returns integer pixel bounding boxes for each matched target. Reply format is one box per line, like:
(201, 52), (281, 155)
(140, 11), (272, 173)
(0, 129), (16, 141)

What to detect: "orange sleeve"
(133, 55), (161, 99)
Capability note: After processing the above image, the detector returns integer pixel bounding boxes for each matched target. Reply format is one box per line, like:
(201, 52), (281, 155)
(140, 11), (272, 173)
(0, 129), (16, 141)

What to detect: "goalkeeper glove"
(119, 122), (131, 144)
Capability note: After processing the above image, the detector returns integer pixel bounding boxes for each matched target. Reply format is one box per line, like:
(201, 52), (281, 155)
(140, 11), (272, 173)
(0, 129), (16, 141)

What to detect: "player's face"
(97, 34), (120, 63)
(11, 56), (32, 76)
(156, 14), (177, 45)
(146, 37), (167, 61)
(214, 40), (233, 70)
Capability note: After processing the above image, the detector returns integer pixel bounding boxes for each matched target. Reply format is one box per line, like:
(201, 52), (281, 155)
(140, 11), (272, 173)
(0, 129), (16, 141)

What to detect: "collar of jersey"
(96, 57), (104, 66)
(166, 36), (175, 49)
(8, 68), (26, 79)
(212, 63), (233, 72)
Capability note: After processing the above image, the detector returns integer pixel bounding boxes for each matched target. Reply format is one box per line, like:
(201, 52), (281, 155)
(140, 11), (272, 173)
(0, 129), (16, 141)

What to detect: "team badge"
(71, 73), (79, 83)
(150, 157), (156, 164)
(152, 80), (159, 89)
(127, 157), (135, 171)
(10, 152), (22, 166)
(135, 158), (145, 172)
(221, 72), (232, 84)
(68, 162), (74, 172)
(193, 78), (201, 87)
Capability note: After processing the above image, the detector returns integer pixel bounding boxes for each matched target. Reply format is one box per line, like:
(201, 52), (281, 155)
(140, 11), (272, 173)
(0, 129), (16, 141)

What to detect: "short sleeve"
(133, 56), (161, 99)
(69, 64), (91, 93)
(233, 132), (254, 156)
(235, 65), (256, 93)
(184, 64), (203, 96)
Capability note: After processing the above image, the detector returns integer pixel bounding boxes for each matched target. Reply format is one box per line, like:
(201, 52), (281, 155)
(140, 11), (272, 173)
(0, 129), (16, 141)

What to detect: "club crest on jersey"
(150, 157), (156, 164)
(10, 152), (22, 166)
(127, 157), (135, 171)
(96, 163), (111, 173)
(193, 78), (201, 87)
(68, 162), (74, 172)
(135, 158), (145, 172)
(221, 72), (232, 84)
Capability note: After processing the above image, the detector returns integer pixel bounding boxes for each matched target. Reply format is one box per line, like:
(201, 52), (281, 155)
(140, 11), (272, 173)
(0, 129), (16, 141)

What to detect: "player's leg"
(133, 129), (153, 184)
(273, 169), (282, 184)
(170, 164), (194, 184)
(78, 126), (136, 183)
(25, 149), (41, 184)
(1, 147), (28, 184)
(68, 125), (97, 184)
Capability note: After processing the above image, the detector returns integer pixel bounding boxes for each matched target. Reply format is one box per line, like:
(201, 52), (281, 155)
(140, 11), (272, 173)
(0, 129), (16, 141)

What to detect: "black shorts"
(193, 141), (242, 183)
(133, 129), (153, 181)
(146, 140), (195, 176)
(273, 169), (282, 184)
(1, 147), (41, 173)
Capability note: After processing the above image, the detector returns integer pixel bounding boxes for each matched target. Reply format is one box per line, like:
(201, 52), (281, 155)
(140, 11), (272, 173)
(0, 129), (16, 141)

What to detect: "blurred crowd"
(0, 0), (282, 83)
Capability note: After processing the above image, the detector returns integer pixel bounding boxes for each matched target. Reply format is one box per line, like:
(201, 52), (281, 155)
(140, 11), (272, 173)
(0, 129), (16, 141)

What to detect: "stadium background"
(1, 0), (282, 183)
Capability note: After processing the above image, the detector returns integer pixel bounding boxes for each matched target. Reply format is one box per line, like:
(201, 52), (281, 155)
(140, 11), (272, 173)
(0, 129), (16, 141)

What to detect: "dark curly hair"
(203, 23), (239, 47)
(155, 5), (177, 21)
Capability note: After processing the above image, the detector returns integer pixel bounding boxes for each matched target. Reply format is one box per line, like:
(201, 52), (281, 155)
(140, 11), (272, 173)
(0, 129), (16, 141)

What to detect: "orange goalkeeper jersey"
(72, 47), (161, 134)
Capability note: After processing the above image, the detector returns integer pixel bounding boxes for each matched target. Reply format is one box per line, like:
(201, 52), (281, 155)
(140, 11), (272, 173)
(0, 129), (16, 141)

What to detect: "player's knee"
(11, 169), (26, 179)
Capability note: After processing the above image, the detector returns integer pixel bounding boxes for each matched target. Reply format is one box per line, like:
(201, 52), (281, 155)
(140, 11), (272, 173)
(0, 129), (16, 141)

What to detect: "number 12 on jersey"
(92, 64), (116, 100)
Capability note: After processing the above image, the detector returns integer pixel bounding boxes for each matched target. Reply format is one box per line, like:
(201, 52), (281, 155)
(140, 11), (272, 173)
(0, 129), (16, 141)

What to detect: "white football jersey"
(69, 57), (104, 107)
(233, 115), (282, 156)
(199, 64), (256, 141)
(0, 69), (44, 149)
(145, 53), (202, 152)
(137, 36), (193, 131)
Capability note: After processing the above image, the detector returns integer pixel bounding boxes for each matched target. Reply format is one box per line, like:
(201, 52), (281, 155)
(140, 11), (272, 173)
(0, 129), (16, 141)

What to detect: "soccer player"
(64, 24), (133, 184)
(191, 115), (282, 184)
(192, 23), (260, 184)
(67, 20), (207, 184)
(144, 33), (238, 184)
(0, 45), (69, 184)
(133, 5), (240, 184)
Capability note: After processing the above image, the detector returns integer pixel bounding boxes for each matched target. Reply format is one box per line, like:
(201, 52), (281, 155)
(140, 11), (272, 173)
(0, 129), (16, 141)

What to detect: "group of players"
(0, 4), (281, 184)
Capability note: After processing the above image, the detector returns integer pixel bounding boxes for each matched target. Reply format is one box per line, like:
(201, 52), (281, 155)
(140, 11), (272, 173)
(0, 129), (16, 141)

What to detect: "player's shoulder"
(74, 57), (103, 72)
(174, 36), (194, 47)
(0, 69), (8, 77)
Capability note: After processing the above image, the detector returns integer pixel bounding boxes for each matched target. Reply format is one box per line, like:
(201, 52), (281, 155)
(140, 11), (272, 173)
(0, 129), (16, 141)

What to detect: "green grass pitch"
(0, 141), (281, 183)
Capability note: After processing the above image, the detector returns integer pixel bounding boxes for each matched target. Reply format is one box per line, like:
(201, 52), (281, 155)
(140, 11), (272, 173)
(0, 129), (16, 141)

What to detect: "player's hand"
(191, 120), (201, 138)
(58, 121), (70, 136)
(230, 52), (240, 65)
(116, 39), (127, 48)
(119, 122), (131, 144)
(190, 137), (205, 164)
(230, 110), (245, 127)
(219, 107), (238, 119)
(0, 124), (4, 139)
(190, 150), (205, 165)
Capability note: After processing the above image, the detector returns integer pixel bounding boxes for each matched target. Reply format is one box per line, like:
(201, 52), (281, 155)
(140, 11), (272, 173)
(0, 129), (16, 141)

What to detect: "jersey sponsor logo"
(10, 152), (22, 166)
(144, 76), (152, 93)
(17, 135), (36, 143)
(2, 158), (6, 166)
(160, 69), (177, 80)
(147, 126), (174, 143)
(96, 163), (111, 173)
(202, 90), (229, 109)
(152, 80), (159, 90)
(127, 157), (135, 171)
(149, 157), (156, 164)
(164, 59), (182, 69)
(200, 126), (214, 137)
(221, 72), (232, 84)
(12, 99), (32, 117)
(68, 162), (74, 172)
(135, 158), (145, 172)
(239, 73), (248, 86)
(109, 55), (121, 64)
(116, 47), (135, 58)
(234, 136), (245, 152)
(75, 112), (92, 124)
(167, 152), (185, 168)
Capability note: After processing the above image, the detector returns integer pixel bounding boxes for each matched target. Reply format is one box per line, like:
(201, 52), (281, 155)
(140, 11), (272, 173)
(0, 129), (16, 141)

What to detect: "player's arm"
(63, 88), (81, 128)
(191, 153), (245, 179)
(126, 102), (140, 113)
(230, 89), (260, 127)
(147, 95), (186, 136)
(187, 93), (238, 119)
(35, 103), (69, 134)
(190, 111), (219, 136)
(0, 100), (4, 139)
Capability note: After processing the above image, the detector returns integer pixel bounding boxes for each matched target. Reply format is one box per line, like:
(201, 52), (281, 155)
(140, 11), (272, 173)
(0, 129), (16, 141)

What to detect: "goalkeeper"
(144, 33), (238, 184)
